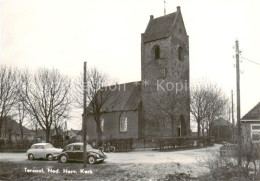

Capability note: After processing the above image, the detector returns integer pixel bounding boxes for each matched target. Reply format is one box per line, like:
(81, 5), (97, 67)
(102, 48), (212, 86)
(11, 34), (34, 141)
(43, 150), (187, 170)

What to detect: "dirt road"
(0, 144), (220, 164)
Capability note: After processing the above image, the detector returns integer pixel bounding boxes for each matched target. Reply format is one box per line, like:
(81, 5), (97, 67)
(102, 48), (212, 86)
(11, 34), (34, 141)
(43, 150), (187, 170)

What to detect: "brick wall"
(86, 110), (139, 140)
(141, 12), (190, 138)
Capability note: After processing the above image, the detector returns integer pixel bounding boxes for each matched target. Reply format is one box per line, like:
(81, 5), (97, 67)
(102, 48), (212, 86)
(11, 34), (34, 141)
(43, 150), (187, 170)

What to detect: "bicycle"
(98, 143), (115, 153)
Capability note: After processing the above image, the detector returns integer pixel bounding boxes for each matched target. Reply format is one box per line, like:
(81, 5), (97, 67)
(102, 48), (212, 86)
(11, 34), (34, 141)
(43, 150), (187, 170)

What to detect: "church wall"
(86, 110), (139, 140)
(141, 37), (173, 137)
(138, 104), (145, 138)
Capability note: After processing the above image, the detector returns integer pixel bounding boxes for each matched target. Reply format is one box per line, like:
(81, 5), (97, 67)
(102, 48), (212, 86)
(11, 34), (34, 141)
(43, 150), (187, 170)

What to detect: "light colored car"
(26, 143), (63, 161)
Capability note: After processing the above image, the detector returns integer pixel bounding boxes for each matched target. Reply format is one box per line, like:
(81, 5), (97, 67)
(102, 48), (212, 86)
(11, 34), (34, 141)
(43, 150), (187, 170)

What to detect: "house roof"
(68, 129), (80, 134)
(36, 128), (65, 138)
(143, 12), (177, 43)
(88, 81), (142, 113)
(242, 102), (260, 120)
(212, 118), (232, 126)
(1, 117), (34, 135)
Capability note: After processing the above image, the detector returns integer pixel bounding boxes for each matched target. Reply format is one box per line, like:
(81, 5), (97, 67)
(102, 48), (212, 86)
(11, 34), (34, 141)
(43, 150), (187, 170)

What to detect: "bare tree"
(73, 67), (114, 145)
(0, 65), (19, 137)
(190, 83), (210, 137)
(190, 81), (228, 137)
(15, 102), (27, 139)
(204, 85), (228, 136)
(29, 115), (39, 139)
(20, 68), (71, 142)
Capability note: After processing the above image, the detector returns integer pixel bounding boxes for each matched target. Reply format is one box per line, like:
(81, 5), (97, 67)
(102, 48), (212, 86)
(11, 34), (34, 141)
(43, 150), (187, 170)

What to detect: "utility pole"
(231, 90), (235, 141)
(83, 61), (87, 168)
(163, 0), (166, 15)
(231, 90), (234, 126)
(235, 40), (242, 165)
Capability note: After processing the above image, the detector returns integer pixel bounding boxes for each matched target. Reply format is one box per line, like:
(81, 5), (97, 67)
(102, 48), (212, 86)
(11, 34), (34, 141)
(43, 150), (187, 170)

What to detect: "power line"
(241, 56), (260, 66)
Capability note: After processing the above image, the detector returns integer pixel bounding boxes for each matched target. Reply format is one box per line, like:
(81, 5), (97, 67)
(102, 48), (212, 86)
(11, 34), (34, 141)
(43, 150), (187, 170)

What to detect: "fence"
(89, 138), (133, 152)
(90, 136), (215, 152)
(0, 139), (36, 152)
(157, 136), (215, 151)
(132, 137), (158, 149)
(0, 136), (71, 152)
(0, 136), (215, 152)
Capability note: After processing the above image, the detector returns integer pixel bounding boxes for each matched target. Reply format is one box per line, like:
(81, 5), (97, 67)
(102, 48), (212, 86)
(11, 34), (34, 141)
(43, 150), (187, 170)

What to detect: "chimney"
(177, 6), (181, 12)
(150, 15), (154, 20)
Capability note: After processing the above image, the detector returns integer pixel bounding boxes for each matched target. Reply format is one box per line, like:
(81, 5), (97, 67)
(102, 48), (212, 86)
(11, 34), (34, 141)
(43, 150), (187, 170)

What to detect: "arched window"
(178, 46), (184, 61)
(120, 113), (127, 132)
(154, 46), (160, 59)
(177, 120), (182, 137)
(101, 119), (104, 133)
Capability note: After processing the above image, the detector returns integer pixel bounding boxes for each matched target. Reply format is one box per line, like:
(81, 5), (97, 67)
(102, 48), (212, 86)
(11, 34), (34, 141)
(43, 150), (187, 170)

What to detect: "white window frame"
(251, 124), (260, 142)
(120, 117), (127, 132)
(101, 119), (104, 133)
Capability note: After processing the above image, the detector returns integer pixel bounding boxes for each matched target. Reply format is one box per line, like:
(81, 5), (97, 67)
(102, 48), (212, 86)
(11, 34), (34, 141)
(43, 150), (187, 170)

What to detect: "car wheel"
(87, 156), (96, 164)
(28, 154), (34, 160)
(47, 154), (53, 161)
(59, 155), (67, 163)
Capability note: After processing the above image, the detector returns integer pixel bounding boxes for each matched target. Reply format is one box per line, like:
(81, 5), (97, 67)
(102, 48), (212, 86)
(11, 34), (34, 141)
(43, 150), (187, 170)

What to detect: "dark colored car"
(57, 142), (107, 164)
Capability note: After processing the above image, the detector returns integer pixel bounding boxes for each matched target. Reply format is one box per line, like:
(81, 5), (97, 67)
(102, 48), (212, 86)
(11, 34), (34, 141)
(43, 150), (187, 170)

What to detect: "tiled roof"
(88, 81), (142, 113)
(143, 13), (176, 42)
(242, 102), (260, 120)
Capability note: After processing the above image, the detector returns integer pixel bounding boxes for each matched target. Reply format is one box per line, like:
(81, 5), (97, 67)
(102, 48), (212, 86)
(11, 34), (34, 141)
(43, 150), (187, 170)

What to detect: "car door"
(73, 145), (83, 161)
(30, 145), (38, 158)
(64, 146), (74, 160)
(38, 145), (46, 158)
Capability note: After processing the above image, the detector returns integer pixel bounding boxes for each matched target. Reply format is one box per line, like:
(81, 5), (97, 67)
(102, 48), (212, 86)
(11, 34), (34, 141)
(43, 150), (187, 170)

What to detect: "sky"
(1, 0), (260, 130)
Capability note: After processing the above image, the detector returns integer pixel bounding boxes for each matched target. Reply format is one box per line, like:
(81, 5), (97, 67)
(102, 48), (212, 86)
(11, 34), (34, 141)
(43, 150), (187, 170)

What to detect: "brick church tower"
(141, 6), (190, 138)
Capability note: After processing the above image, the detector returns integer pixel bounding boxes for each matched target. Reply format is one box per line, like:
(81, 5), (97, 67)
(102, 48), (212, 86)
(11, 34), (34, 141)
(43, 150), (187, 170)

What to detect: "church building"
(86, 6), (190, 140)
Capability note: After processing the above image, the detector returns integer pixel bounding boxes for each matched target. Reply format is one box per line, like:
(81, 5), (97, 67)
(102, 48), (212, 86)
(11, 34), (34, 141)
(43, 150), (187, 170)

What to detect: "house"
(241, 102), (260, 141)
(86, 6), (190, 141)
(0, 117), (36, 142)
(67, 129), (81, 141)
(35, 128), (66, 142)
(211, 118), (232, 143)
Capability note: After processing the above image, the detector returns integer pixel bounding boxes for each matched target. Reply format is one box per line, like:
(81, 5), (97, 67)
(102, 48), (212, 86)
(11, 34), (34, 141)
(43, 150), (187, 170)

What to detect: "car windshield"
(45, 144), (54, 149)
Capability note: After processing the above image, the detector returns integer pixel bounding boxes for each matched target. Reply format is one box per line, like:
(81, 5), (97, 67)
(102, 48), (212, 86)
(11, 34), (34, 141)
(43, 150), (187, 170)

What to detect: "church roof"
(143, 12), (177, 43)
(242, 102), (260, 120)
(89, 81), (142, 113)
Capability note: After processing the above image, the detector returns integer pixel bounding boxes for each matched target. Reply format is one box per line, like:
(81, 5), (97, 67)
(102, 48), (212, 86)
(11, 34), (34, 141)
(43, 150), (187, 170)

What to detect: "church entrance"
(177, 115), (186, 137)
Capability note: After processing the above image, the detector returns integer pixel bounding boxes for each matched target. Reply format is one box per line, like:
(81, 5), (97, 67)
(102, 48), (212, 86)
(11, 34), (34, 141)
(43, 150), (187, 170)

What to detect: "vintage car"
(57, 142), (107, 164)
(26, 143), (63, 160)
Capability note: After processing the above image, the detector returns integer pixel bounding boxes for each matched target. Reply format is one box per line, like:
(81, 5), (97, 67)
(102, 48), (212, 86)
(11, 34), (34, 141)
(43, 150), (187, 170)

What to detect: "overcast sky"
(1, 0), (260, 130)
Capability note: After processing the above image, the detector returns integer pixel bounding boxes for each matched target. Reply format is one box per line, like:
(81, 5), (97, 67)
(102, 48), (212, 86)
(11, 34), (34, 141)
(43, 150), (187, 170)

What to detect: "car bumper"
(53, 153), (62, 158)
(96, 158), (105, 162)
(96, 154), (107, 161)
